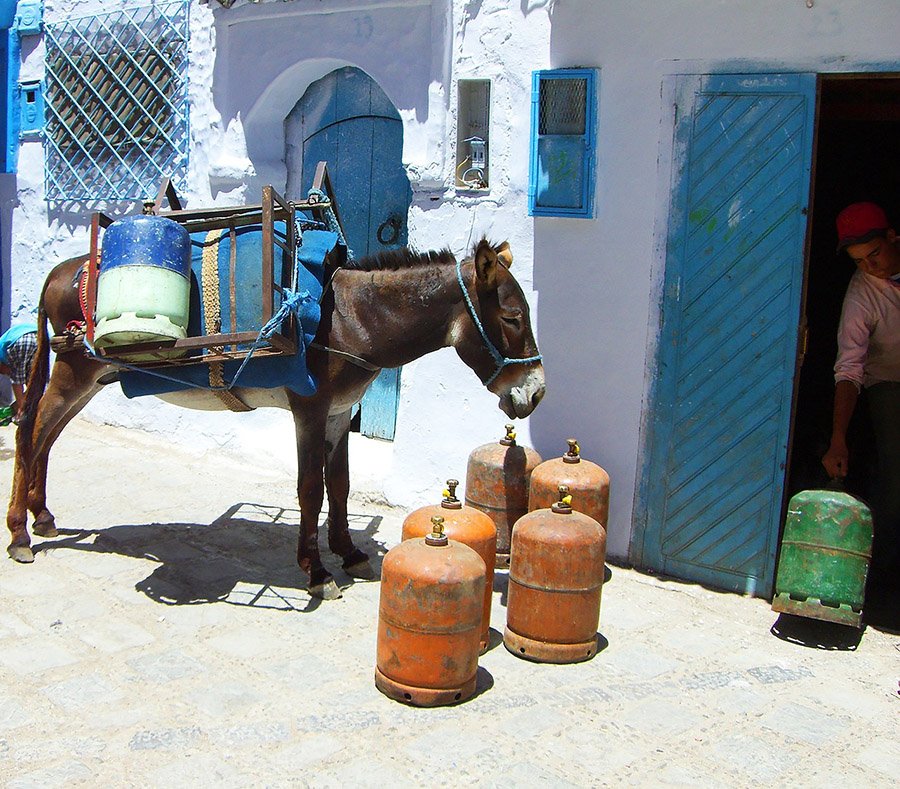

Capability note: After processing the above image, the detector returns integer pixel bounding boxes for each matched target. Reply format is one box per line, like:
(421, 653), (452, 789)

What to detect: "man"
(0, 323), (38, 418)
(822, 202), (900, 592)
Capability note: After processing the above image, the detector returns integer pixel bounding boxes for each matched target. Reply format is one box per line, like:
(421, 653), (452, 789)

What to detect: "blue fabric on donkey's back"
(118, 227), (338, 399)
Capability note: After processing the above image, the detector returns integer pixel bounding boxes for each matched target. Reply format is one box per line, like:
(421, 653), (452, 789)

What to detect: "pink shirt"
(834, 269), (900, 388)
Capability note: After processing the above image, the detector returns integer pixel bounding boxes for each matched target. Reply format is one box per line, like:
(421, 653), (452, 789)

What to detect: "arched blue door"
(286, 67), (411, 440)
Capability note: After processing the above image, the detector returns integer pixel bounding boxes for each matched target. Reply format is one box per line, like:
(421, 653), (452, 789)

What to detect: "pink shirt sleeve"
(833, 289), (871, 389)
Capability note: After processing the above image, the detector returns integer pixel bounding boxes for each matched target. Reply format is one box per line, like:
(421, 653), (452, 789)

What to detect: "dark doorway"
(787, 74), (900, 614)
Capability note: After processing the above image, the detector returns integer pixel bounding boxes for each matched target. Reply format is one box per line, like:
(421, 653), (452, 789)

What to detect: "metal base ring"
(503, 626), (598, 664)
(374, 667), (477, 707)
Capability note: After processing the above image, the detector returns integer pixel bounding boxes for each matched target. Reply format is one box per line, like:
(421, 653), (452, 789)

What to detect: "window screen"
(529, 68), (597, 218)
(43, 1), (189, 202)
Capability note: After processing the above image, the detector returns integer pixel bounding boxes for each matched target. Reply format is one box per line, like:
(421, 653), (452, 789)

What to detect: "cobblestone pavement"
(0, 418), (897, 788)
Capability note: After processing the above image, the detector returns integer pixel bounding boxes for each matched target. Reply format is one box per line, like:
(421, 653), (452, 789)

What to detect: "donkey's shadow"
(36, 502), (388, 612)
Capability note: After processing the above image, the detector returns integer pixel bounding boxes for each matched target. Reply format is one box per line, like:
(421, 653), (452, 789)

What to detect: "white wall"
(537, 0), (900, 559)
(7, 1), (554, 518)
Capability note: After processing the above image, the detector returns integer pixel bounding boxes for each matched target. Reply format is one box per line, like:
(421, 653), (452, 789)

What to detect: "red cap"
(836, 202), (889, 252)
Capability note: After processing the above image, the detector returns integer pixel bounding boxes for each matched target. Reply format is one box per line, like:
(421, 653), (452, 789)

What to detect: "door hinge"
(797, 321), (809, 367)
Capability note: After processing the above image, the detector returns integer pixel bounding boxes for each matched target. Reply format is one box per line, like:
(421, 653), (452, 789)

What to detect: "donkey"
(7, 238), (545, 599)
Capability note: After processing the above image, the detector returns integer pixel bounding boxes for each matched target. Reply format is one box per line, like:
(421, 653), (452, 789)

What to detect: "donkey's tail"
(17, 284), (52, 447)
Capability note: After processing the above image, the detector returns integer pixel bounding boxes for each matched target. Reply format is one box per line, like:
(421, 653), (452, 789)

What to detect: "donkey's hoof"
(32, 520), (58, 538)
(309, 579), (343, 600)
(344, 559), (376, 580)
(7, 544), (34, 563)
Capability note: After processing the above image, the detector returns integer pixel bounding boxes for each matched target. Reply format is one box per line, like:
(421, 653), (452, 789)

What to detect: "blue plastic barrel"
(94, 215), (192, 358)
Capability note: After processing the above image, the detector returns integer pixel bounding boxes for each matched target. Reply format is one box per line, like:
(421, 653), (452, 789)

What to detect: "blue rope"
(455, 259), (542, 387)
(307, 188), (353, 259)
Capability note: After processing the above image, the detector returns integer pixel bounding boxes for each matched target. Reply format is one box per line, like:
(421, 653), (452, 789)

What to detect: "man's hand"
(822, 438), (849, 479)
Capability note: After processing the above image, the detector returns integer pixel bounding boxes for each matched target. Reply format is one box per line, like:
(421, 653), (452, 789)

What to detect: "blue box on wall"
(14, 0), (42, 36)
(17, 78), (41, 135)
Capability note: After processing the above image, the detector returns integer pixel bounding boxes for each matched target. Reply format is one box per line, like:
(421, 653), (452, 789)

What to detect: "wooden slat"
(261, 186), (275, 324)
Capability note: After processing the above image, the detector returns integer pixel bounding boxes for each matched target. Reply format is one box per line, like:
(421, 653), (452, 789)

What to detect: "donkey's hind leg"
(7, 357), (104, 561)
(28, 384), (102, 538)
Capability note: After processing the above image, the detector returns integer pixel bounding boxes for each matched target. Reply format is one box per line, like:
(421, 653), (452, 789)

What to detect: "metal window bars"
(43, 1), (189, 202)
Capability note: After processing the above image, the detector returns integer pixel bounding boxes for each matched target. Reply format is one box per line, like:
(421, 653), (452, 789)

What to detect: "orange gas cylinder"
(465, 424), (543, 568)
(529, 438), (610, 537)
(376, 516), (486, 706)
(505, 486), (606, 664)
(402, 480), (497, 654)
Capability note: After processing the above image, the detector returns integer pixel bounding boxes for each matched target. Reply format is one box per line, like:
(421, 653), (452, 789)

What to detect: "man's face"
(846, 230), (900, 280)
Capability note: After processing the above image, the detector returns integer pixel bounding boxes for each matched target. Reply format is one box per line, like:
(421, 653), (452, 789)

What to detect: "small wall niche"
(456, 79), (490, 190)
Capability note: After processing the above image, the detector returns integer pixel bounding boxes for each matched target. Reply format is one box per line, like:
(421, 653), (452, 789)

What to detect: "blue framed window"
(43, 0), (189, 202)
(528, 68), (597, 218)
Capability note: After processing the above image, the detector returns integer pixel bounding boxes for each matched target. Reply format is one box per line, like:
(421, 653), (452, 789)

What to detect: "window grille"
(43, 1), (189, 202)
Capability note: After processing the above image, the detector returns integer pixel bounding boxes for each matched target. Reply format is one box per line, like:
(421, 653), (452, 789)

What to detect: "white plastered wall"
(537, 0), (900, 560)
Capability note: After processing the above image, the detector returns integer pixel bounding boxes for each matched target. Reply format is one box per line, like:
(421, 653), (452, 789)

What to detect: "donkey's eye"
(501, 312), (522, 327)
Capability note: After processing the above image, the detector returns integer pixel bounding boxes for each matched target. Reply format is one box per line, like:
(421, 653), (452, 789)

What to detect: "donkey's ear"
(474, 239), (499, 292)
(496, 241), (513, 269)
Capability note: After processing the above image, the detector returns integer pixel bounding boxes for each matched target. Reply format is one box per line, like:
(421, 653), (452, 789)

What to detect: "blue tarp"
(118, 228), (339, 400)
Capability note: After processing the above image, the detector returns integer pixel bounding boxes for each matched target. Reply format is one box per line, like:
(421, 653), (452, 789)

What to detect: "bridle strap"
(456, 259), (542, 387)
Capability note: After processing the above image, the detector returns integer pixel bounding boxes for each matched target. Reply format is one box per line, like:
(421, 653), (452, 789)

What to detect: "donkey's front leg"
(324, 412), (371, 577)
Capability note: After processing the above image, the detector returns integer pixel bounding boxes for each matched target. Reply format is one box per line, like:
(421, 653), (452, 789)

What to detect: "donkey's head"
(453, 239), (546, 419)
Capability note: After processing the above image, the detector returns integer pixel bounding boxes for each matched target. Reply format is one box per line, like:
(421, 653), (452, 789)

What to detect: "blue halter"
(456, 259), (542, 387)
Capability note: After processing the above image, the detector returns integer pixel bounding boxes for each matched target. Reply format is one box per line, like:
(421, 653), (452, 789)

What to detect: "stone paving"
(0, 418), (897, 787)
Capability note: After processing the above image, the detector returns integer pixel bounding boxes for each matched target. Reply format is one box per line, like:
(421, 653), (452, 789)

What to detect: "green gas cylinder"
(771, 489), (873, 628)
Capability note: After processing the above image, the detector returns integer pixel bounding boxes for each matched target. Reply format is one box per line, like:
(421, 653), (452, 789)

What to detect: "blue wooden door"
(293, 67), (411, 439)
(635, 74), (816, 597)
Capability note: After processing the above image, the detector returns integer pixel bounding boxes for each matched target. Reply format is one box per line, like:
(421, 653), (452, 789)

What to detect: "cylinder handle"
(552, 484), (573, 514)
(563, 438), (581, 464)
(500, 423), (517, 446)
(442, 479), (462, 510)
(426, 515), (449, 545)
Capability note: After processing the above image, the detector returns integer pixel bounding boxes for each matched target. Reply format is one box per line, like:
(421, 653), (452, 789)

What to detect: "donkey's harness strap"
(456, 259), (542, 388)
(308, 341), (380, 372)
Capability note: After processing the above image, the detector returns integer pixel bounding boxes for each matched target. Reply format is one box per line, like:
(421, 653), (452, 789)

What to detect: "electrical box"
(456, 79), (490, 190)
(14, 0), (42, 36)
(18, 79), (42, 136)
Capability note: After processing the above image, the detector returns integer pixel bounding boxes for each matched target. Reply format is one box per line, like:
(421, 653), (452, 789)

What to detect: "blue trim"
(529, 68), (598, 219)
(1, 28), (19, 172)
(14, 0), (42, 36)
(0, 0), (16, 29)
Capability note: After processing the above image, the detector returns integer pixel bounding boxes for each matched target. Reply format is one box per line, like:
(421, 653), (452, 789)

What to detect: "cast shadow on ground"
(34, 501), (389, 613)
(769, 613), (865, 651)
